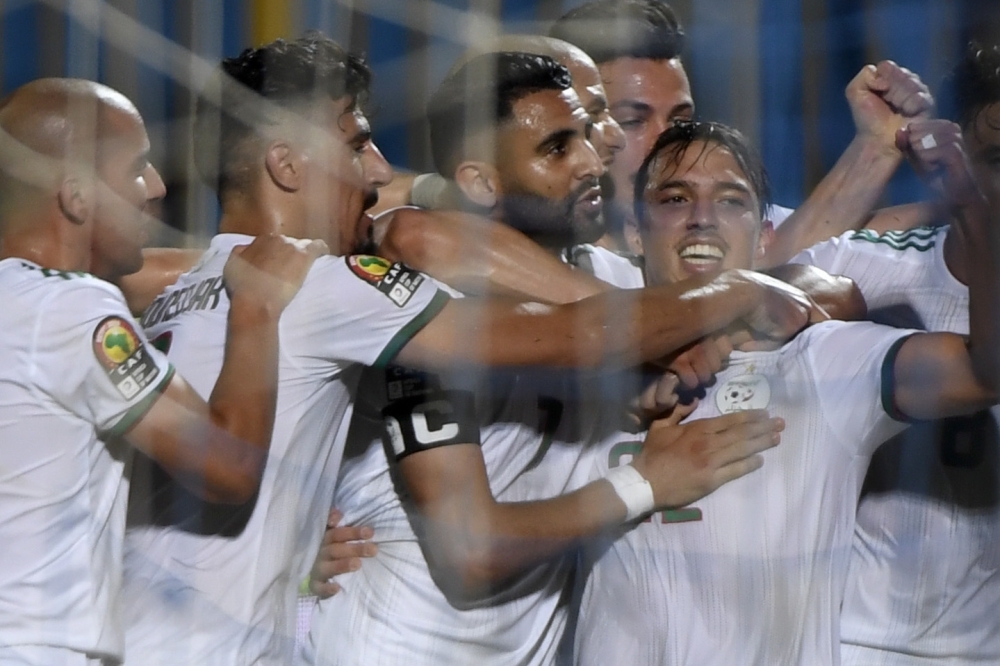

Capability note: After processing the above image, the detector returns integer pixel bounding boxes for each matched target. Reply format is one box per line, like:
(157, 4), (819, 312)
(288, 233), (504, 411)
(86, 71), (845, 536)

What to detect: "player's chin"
(572, 210), (606, 245)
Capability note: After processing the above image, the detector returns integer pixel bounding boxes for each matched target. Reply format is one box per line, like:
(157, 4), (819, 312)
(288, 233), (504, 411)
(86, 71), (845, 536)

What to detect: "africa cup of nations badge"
(715, 366), (771, 414)
(347, 255), (425, 308)
(93, 316), (160, 400)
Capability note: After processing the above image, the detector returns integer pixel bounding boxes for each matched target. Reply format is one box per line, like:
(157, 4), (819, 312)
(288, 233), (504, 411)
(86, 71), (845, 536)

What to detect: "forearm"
(763, 138), (901, 267)
(958, 203), (1000, 394)
(208, 295), (282, 458)
(379, 208), (609, 303)
(119, 248), (202, 314)
(424, 479), (626, 600)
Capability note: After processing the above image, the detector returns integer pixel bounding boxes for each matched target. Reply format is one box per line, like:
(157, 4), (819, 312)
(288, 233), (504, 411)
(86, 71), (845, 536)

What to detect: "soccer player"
(573, 118), (999, 665)
(0, 78), (321, 666)
(550, 0), (935, 263)
(792, 43), (1000, 665)
(121, 34), (812, 666)
(304, 52), (811, 666)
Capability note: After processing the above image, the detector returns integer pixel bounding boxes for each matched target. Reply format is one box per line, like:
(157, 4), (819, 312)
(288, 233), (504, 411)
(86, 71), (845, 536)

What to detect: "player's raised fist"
(224, 234), (329, 313)
(897, 120), (985, 211)
(847, 60), (934, 151)
(630, 406), (783, 509)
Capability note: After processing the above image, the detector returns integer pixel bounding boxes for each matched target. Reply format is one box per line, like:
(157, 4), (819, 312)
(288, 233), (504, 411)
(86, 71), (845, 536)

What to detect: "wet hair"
(193, 30), (372, 196)
(940, 41), (1000, 132)
(426, 51), (573, 178)
(634, 120), (771, 224)
(549, 0), (686, 66)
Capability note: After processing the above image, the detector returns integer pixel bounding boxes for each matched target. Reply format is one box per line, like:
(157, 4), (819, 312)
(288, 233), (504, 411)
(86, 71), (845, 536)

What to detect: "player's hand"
(224, 234), (329, 313)
(631, 407), (783, 509)
(665, 334), (734, 392)
(847, 60), (934, 151)
(625, 370), (682, 431)
(897, 120), (985, 211)
(766, 263), (866, 322)
(309, 509), (378, 599)
(733, 270), (816, 342)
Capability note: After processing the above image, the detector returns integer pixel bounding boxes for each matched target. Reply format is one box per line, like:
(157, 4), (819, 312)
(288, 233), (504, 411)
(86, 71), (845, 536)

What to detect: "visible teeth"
(680, 244), (724, 260)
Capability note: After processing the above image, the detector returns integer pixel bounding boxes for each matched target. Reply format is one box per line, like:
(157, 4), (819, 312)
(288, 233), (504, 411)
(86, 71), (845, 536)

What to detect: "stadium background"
(1, 0), (997, 243)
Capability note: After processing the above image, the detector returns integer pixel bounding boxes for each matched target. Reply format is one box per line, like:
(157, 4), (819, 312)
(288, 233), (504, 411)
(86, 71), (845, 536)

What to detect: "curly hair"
(193, 31), (372, 196)
(941, 41), (1000, 133)
(549, 0), (686, 66)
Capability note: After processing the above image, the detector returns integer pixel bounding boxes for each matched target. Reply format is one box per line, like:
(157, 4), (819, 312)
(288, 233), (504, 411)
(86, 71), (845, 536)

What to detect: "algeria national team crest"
(715, 369), (771, 413)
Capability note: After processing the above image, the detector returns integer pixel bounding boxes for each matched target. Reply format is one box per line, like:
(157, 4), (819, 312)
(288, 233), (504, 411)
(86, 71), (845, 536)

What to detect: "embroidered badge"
(93, 317), (160, 399)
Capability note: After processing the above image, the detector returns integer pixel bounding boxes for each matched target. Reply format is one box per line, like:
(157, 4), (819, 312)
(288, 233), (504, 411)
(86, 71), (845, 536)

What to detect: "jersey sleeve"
(802, 321), (917, 457)
(286, 254), (451, 369)
(789, 231), (850, 274)
(35, 280), (174, 438)
(379, 365), (480, 461)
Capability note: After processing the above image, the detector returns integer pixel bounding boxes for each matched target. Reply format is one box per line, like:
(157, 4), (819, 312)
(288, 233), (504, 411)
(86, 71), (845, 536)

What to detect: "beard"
(499, 178), (605, 249)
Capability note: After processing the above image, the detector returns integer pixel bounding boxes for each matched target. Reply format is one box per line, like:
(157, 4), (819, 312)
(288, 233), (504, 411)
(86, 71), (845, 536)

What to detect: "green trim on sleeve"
(880, 334), (920, 423)
(105, 364), (176, 438)
(373, 290), (451, 368)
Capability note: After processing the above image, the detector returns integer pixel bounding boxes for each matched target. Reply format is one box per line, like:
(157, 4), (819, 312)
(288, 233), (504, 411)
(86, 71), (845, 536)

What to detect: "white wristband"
(605, 464), (656, 522)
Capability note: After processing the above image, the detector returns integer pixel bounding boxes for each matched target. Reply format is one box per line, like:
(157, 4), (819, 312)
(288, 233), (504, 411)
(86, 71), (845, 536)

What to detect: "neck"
(217, 189), (287, 238)
(943, 220), (969, 287)
(0, 209), (90, 274)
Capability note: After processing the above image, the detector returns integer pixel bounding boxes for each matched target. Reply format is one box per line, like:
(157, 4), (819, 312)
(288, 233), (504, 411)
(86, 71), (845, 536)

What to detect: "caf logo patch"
(94, 317), (141, 368)
(92, 316), (160, 400)
(347, 255), (392, 283)
(346, 255), (425, 308)
(715, 373), (771, 414)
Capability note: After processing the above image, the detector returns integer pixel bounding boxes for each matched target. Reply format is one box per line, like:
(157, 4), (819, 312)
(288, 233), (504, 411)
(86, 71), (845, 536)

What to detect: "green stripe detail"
(105, 364), (176, 438)
(849, 226), (942, 253)
(880, 334), (919, 423)
(373, 290), (451, 368)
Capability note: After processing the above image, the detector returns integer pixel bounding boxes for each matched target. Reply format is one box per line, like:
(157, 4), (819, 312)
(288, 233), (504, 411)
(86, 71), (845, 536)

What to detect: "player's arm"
(390, 395), (782, 603)
(890, 121), (1000, 419)
(125, 236), (327, 503)
(394, 269), (813, 370)
(376, 206), (610, 303)
(117, 247), (203, 314)
(368, 171), (418, 216)
(864, 202), (944, 233)
(763, 61), (933, 267)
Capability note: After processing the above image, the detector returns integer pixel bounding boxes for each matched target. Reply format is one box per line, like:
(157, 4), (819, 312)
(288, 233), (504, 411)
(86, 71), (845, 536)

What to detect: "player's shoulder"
(302, 253), (440, 308)
(841, 225), (947, 257)
(565, 244), (645, 289)
(0, 258), (127, 313)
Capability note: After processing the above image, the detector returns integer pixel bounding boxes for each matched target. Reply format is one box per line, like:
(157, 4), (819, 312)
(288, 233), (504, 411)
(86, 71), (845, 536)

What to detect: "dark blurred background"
(3, 0), (997, 241)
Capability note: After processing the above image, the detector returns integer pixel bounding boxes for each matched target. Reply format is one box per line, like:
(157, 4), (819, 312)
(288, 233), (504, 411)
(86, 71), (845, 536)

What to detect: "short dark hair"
(193, 31), (372, 196)
(549, 0), (686, 65)
(634, 120), (771, 224)
(940, 41), (1000, 132)
(426, 51), (573, 178)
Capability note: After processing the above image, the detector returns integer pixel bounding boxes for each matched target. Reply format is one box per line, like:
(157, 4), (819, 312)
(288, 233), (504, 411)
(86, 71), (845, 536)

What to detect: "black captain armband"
(382, 389), (480, 461)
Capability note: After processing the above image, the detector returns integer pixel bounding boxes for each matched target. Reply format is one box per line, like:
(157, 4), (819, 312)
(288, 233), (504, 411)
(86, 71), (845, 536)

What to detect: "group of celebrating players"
(3, 1), (1000, 665)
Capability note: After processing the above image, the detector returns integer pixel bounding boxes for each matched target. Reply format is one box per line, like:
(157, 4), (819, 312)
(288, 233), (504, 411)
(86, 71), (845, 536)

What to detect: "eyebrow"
(537, 128), (577, 154)
(655, 179), (753, 197)
(610, 100), (652, 115)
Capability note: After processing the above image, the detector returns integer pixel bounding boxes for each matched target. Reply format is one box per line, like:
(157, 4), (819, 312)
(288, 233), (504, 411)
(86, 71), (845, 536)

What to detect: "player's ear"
(264, 141), (301, 192)
(56, 176), (91, 226)
(755, 219), (775, 265)
(453, 160), (499, 209)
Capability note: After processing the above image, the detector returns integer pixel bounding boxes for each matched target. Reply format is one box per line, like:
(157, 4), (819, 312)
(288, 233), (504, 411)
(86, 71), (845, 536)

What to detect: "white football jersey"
(575, 320), (914, 666)
(563, 244), (645, 289)
(305, 367), (620, 666)
(122, 234), (450, 666)
(796, 227), (1000, 664)
(304, 247), (637, 666)
(0, 258), (172, 661)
